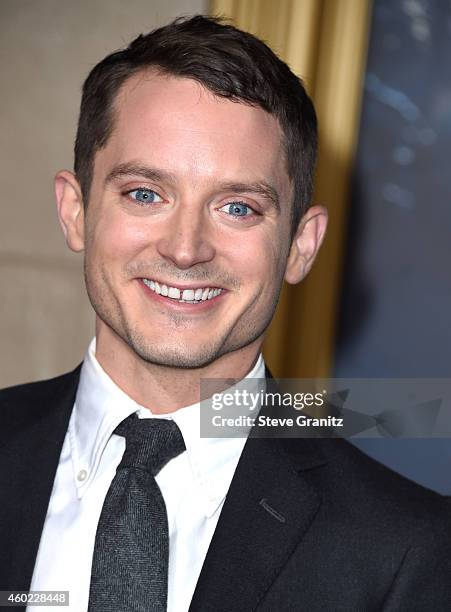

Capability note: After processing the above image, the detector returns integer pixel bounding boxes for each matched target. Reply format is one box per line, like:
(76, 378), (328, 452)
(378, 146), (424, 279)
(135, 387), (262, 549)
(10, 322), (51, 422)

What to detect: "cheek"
(224, 230), (281, 288)
(89, 215), (153, 262)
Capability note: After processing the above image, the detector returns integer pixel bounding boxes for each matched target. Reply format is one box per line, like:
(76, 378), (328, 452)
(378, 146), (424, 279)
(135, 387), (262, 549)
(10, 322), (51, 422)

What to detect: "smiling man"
(1, 15), (451, 612)
(62, 69), (309, 400)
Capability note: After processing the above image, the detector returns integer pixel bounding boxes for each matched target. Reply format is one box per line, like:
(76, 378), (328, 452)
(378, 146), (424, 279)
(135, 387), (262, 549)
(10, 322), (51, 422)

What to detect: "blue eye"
(222, 202), (253, 217)
(127, 188), (163, 205)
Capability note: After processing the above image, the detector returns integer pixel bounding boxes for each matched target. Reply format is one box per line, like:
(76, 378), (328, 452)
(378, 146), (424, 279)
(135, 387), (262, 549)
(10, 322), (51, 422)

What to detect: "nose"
(156, 202), (216, 270)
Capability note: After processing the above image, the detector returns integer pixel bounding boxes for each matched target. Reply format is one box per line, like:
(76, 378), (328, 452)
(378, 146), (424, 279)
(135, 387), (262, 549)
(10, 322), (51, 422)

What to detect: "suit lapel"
(189, 433), (326, 612)
(0, 366), (81, 590)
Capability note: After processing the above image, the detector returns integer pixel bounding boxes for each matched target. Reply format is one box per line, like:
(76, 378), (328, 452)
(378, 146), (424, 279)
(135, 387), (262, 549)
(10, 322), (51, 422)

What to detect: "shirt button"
(77, 469), (88, 482)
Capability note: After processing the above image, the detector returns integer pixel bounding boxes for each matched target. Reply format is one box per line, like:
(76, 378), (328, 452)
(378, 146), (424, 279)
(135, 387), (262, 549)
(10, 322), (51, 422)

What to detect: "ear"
(284, 205), (328, 284)
(55, 170), (85, 252)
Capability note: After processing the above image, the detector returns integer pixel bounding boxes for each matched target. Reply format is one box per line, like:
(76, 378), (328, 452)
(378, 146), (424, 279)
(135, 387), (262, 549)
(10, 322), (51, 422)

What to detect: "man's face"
(78, 72), (296, 368)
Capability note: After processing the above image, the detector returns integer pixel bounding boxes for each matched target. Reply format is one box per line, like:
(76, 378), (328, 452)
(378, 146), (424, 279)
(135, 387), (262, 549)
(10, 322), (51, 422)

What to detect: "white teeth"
(143, 279), (223, 303)
(168, 287), (180, 299)
(143, 279), (155, 291)
(182, 289), (195, 301)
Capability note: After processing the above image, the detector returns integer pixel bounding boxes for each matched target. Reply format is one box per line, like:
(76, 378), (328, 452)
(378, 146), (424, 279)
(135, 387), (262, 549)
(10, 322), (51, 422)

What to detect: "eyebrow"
(216, 181), (280, 211)
(105, 163), (175, 186)
(105, 162), (281, 211)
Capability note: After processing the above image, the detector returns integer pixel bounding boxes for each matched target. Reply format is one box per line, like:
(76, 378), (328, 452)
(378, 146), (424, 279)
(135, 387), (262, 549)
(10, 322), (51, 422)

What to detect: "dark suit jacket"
(1, 365), (451, 611)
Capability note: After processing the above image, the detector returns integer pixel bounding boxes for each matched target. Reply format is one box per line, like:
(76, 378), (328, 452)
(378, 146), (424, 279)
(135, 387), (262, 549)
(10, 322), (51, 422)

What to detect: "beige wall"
(0, 0), (207, 387)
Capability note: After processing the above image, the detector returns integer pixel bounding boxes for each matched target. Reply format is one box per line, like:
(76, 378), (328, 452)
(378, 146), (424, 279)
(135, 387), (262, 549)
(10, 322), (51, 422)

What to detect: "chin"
(125, 333), (224, 369)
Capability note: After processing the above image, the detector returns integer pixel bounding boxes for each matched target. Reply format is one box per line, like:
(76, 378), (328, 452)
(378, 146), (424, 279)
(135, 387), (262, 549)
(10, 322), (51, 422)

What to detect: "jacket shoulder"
(0, 365), (82, 433)
(317, 436), (442, 493)
(315, 436), (450, 530)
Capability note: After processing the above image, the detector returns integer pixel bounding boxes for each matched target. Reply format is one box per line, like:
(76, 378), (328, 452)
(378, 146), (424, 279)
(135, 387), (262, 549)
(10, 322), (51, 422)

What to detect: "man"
(1, 14), (450, 612)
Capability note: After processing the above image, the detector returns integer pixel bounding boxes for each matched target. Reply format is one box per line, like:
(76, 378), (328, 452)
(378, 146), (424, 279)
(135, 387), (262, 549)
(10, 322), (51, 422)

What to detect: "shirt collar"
(69, 338), (265, 516)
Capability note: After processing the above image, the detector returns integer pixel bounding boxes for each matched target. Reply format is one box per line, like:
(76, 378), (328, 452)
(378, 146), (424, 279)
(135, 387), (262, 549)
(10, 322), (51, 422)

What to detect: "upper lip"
(140, 278), (224, 290)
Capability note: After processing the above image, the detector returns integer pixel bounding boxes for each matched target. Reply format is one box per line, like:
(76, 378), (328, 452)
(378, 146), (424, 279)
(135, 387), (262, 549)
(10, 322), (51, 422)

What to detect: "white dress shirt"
(29, 338), (265, 612)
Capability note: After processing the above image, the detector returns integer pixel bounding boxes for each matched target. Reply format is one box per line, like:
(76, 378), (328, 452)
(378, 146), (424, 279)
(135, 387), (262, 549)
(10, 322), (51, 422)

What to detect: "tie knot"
(114, 414), (185, 475)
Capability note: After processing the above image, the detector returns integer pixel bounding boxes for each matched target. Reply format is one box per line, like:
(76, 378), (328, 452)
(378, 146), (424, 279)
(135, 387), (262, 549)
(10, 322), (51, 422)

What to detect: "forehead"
(96, 70), (289, 193)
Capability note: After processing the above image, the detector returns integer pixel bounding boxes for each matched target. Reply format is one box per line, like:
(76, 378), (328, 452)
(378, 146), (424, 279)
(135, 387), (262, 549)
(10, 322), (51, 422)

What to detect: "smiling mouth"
(141, 278), (224, 304)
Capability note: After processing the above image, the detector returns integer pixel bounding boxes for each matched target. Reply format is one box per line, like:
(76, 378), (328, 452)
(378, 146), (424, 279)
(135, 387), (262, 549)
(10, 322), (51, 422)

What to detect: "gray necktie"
(88, 414), (186, 612)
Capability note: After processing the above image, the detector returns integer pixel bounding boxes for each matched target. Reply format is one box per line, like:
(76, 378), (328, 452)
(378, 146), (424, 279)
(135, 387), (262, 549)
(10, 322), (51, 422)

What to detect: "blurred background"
(2, 0), (451, 492)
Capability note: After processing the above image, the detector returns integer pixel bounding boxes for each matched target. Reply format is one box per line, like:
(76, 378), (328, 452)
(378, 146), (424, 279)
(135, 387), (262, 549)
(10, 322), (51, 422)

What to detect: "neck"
(94, 325), (263, 414)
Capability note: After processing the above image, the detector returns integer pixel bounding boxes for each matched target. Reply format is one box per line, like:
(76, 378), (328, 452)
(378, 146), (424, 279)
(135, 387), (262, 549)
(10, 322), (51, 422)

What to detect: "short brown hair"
(74, 15), (317, 234)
